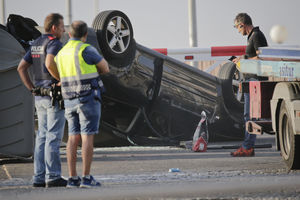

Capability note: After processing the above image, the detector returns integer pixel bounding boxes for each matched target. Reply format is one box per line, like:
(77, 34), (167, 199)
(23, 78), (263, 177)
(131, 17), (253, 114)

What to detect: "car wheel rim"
(106, 16), (131, 54)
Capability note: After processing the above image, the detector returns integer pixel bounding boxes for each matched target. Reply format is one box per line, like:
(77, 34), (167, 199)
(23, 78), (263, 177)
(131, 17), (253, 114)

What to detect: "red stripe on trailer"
(211, 46), (246, 56)
(153, 48), (167, 55)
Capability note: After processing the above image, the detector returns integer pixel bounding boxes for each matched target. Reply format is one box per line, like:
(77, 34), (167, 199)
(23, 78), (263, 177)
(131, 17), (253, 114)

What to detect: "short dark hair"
(70, 21), (88, 38)
(44, 13), (63, 32)
(234, 13), (252, 26)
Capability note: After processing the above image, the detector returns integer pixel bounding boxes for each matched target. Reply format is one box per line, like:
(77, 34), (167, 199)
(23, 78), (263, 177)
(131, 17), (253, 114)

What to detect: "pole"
(188, 0), (198, 47)
(188, 0), (198, 67)
(94, 0), (99, 16)
(0, 0), (5, 25)
(65, 0), (72, 25)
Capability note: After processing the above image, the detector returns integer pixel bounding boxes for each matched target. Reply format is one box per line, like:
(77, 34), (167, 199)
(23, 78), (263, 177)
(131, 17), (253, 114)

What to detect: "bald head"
(70, 20), (88, 39)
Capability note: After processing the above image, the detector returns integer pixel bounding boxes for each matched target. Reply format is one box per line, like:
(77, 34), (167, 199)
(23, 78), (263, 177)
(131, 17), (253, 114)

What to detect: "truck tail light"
(185, 55), (194, 60)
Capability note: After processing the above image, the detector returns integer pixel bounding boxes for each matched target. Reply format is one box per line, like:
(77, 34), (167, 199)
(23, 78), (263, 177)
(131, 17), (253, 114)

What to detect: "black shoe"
(46, 177), (67, 187)
(33, 182), (46, 187)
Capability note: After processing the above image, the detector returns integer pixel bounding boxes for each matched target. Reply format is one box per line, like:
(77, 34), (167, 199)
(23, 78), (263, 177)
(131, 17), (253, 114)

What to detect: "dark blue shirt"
(24, 34), (62, 64)
(23, 34), (62, 100)
(70, 38), (103, 65)
(24, 34), (62, 88)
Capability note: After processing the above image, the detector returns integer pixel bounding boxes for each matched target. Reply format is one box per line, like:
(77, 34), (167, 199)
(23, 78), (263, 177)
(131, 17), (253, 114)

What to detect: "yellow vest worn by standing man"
(55, 39), (104, 99)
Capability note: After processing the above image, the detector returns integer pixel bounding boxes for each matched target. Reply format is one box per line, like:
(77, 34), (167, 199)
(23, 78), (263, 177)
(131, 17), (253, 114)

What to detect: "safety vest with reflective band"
(55, 40), (104, 99)
(31, 34), (56, 83)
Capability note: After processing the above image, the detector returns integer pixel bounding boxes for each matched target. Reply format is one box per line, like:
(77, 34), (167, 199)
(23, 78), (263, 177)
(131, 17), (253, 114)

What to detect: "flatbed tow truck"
(238, 47), (300, 170)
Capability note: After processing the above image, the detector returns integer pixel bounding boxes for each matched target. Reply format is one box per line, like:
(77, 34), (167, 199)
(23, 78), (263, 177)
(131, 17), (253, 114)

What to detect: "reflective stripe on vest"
(56, 40), (99, 81)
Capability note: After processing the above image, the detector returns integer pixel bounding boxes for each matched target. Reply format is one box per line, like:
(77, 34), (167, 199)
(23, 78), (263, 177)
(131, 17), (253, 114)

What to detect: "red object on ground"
(192, 136), (207, 152)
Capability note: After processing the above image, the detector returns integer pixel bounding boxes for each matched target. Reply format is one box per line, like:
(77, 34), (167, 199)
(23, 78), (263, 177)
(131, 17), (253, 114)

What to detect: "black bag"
(6, 14), (41, 49)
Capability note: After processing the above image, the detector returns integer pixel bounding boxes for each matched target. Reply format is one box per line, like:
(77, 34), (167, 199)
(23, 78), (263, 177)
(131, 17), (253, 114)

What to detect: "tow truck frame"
(239, 47), (300, 170)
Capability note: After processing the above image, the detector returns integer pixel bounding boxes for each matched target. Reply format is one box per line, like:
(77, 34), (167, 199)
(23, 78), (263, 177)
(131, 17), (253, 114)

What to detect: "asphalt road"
(1, 135), (300, 200)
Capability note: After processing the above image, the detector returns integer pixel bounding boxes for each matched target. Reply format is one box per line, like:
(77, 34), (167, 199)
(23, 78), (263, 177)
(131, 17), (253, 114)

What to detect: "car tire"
(92, 10), (136, 67)
(218, 62), (244, 112)
(212, 62), (244, 142)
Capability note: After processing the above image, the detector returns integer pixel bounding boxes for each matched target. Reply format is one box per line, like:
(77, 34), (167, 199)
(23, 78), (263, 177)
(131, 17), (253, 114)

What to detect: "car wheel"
(92, 10), (136, 67)
(213, 62), (244, 141)
(218, 62), (244, 112)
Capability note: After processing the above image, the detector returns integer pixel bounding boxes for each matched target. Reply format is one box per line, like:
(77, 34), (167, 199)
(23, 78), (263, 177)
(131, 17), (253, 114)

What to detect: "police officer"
(17, 13), (67, 187)
(48, 20), (109, 188)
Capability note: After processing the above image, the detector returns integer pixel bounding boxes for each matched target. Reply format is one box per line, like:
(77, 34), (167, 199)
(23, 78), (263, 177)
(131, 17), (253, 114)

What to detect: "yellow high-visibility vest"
(55, 40), (101, 99)
(56, 40), (98, 82)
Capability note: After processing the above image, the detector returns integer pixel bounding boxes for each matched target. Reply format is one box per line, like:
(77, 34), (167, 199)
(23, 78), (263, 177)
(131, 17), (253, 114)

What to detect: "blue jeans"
(242, 93), (256, 149)
(33, 97), (65, 183)
(64, 89), (101, 135)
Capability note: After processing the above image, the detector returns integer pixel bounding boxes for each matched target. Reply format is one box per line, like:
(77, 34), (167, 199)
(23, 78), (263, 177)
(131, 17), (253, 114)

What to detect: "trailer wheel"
(279, 101), (300, 170)
(218, 62), (244, 111)
(92, 10), (136, 67)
